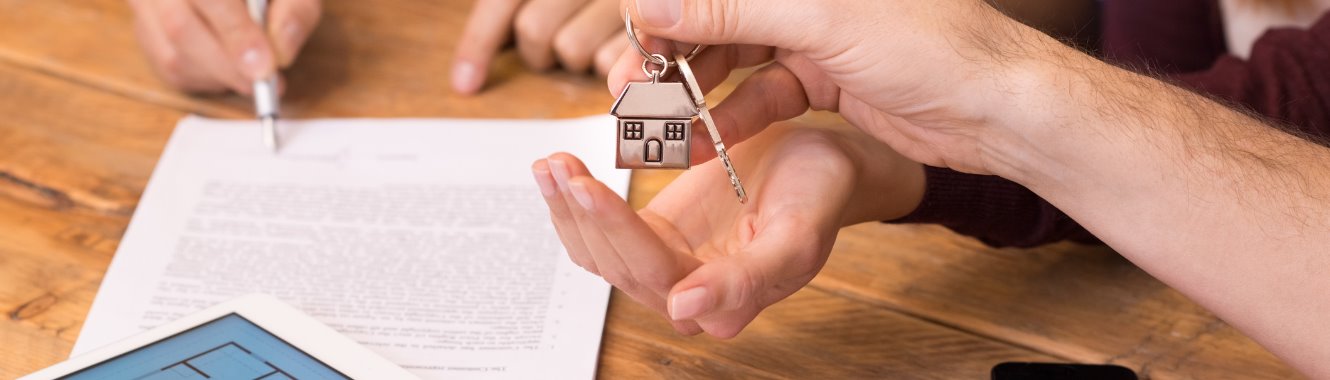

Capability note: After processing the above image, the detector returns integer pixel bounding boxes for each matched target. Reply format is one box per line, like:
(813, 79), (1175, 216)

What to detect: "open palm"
(532, 125), (922, 337)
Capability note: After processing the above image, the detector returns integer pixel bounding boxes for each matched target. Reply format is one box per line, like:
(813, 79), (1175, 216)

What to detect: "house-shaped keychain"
(610, 81), (696, 169)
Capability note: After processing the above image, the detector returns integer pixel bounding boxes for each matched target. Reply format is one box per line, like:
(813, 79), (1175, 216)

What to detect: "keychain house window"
(623, 122), (644, 140)
(665, 123), (685, 140)
(609, 81), (696, 169)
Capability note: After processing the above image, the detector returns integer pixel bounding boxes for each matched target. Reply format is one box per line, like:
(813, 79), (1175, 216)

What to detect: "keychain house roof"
(610, 82), (697, 169)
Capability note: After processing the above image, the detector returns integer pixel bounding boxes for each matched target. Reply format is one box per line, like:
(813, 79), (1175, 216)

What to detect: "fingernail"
(637, 0), (682, 28)
(532, 167), (556, 197)
(670, 287), (712, 321)
(240, 47), (274, 81)
(548, 159), (571, 191)
(452, 60), (481, 94)
(568, 181), (595, 211)
(278, 21), (303, 67)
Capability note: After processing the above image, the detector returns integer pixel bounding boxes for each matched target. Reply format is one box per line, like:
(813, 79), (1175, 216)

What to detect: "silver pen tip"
(261, 116), (279, 152)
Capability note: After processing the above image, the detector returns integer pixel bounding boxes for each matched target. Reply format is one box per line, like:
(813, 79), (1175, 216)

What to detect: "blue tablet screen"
(62, 313), (350, 380)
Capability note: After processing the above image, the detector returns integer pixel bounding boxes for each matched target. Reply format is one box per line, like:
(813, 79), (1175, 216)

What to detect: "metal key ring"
(641, 53), (672, 80)
(625, 9), (705, 67)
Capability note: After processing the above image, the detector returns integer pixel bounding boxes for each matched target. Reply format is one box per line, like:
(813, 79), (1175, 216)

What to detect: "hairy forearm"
(987, 31), (1330, 377)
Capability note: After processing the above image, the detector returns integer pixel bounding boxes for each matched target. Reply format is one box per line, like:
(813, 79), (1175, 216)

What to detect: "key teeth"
(734, 180), (749, 204)
(714, 149), (747, 204)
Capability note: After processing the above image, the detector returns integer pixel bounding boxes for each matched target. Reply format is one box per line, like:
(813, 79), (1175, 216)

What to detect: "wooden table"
(0, 1), (1298, 379)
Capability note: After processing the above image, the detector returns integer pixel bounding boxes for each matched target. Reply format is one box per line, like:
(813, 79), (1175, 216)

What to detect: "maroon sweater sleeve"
(891, 168), (1100, 248)
(1099, 0), (1227, 74)
(1175, 16), (1330, 135)
(890, 4), (1330, 248)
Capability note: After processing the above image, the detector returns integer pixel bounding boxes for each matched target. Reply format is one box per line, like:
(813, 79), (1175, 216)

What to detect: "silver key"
(674, 52), (748, 203)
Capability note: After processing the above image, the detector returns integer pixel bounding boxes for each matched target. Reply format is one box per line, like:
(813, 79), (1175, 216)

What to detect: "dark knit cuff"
(887, 166), (1101, 248)
(890, 166), (1028, 226)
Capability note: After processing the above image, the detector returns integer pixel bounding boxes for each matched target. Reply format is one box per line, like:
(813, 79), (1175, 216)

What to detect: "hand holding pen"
(128, 0), (321, 94)
(128, 0), (321, 150)
(248, 0), (281, 151)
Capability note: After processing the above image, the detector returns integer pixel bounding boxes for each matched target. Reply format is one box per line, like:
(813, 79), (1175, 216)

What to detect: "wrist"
(833, 126), (926, 225)
(963, 32), (1105, 189)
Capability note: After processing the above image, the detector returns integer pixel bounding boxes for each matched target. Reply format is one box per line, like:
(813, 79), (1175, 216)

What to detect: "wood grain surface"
(0, 0), (1299, 379)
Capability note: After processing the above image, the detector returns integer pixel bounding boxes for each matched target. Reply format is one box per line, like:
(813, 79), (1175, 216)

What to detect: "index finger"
(267, 0), (322, 68)
(189, 0), (277, 81)
(685, 62), (810, 164)
(452, 0), (523, 95)
(566, 174), (703, 294)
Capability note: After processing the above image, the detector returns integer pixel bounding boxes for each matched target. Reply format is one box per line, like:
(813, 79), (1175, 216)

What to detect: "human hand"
(452, 0), (628, 94)
(128, 0), (322, 94)
(610, 0), (1057, 176)
(531, 125), (924, 337)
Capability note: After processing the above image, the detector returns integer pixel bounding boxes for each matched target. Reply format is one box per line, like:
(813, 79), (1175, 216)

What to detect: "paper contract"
(76, 116), (625, 380)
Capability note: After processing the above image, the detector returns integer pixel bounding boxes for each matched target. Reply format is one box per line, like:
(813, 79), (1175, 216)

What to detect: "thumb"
(629, 0), (824, 51)
(665, 260), (749, 322)
(666, 232), (825, 323)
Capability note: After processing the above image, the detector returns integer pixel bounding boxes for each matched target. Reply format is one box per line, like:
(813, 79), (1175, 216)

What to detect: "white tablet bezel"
(21, 294), (417, 380)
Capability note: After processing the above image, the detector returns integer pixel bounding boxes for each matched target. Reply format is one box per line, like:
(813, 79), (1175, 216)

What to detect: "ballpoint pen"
(247, 0), (280, 152)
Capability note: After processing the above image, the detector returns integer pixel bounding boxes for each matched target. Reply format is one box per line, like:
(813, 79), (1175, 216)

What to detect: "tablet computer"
(22, 294), (417, 380)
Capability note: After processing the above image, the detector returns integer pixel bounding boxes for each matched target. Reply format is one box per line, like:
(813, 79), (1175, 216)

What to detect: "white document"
(76, 115), (626, 380)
